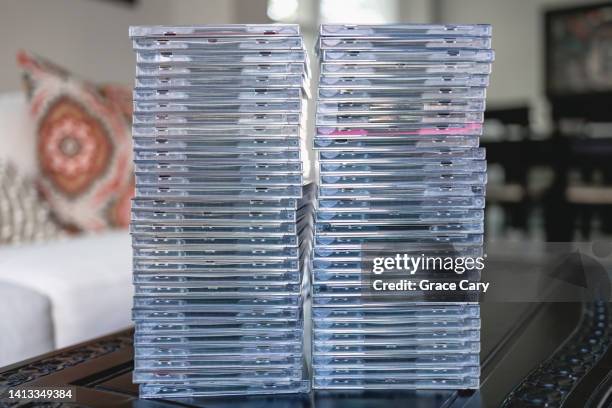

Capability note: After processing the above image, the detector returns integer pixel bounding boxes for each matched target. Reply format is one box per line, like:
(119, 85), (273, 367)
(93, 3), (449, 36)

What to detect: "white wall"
(438, 0), (595, 130)
(0, 0), (596, 121)
(399, 0), (436, 23)
(0, 0), (236, 92)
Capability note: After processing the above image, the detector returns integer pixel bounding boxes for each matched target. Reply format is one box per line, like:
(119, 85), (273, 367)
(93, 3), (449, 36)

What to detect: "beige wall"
(0, 0), (236, 92)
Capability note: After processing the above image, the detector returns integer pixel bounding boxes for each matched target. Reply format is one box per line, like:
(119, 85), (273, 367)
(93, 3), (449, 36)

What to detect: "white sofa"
(0, 92), (133, 367)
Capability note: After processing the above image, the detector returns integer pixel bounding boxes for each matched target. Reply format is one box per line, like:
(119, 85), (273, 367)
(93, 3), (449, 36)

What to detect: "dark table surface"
(1, 299), (611, 408)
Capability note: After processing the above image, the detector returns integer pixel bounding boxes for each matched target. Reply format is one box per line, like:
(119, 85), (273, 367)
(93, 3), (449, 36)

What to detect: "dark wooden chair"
(482, 106), (533, 235)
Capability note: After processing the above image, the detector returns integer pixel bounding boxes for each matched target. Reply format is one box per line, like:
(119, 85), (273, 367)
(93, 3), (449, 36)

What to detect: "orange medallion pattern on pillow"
(38, 96), (113, 195)
(17, 50), (133, 231)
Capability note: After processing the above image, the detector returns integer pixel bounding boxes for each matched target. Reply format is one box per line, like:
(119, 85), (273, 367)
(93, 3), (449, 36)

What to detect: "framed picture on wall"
(545, 2), (612, 119)
(546, 2), (612, 96)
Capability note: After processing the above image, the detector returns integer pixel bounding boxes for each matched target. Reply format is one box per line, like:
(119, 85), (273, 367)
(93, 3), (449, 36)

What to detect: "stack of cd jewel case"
(312, 24), (493, 390)
(129, 25), (313, 398)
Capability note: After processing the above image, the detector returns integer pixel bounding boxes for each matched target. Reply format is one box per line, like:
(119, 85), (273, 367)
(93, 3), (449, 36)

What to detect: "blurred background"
(1, 0), (611, 367)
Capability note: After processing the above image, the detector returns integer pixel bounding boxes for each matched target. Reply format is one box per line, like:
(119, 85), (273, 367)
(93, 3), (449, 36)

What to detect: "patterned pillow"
(17, 51), (133, 231)
(0, 161), (64, 244)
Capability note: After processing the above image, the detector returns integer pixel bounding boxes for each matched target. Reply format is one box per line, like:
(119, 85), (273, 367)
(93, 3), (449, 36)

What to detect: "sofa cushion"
(17, 51), (134, 231)
(0, 230), (132, 348)
(0, 92), (37, 178)
(0, 161), (64, 245)
(0, 281), (54, 368)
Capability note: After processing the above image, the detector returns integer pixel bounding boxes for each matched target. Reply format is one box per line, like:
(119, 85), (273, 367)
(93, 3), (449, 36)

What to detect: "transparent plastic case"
(318, 74), (489, 88)
(313, 366), (479, 379)
(134, 173), (302, 188)
(133, 36), (304, 51)
(134, 367), (305, 383)
(136, 63), (307, 77)
(313, 305), (479, 320)
(130, 25), (302, 38)
(312, 316), (481, 331)
(133, 251), (302, 265)
(313, 233), (484, 249)
(132, 204), (303, 219)
(131, 197), (300, 211)
(134, 99), (303, 113)
(312, 341), (480, 355)
(319, 24), (492, 38)
(133, 112), (301, 126)
(312, 296), (480, 308)
(133, 295), (303, 309)
(134, 337), (304, 352)
(135, 345), (304, 359)
(316, 128), (483, 144)
(315, 112), (484, 126)
(135, 185), (303, 199)
(318, 147), (485, 161)
(133, 228), (312, 253)
(133, 124), (302, 138)
(321, 62), (492, 76)
(134, 88), (304, 101)
(135, 162), (302, 177)
(132, 208), (300, 224)
(313, 353), (479, 368)
(314, 135), (481, 150)
(136, 50), (307, 64)
(319, 36), (491, 50)
(312, 376), (478, 390)
(318, 173), (487, 188)
(312, 245), (483, 260)
(135, 75), (308, 90)
(320, 160), (486, 176)
(133, 262), (303, 276)
(133, 137), (301, 152)
(318, 184), (486, 199)
(318, 87), (486, 101)
(317, 99), (486, 113)
(130, 222), (300, 238)
(317, 196), (485, 210)
(133, 273), (304, 287)
(321, 49), (495, 63)
(315, 221), (483, 235)
(134, 323), (303, 338)
(315, 209), (484, 224)
(132, 308), (302, 323)
(139, 381), (310, 398)
(135, 354), (303, 372)
(134, 150), (301, 164)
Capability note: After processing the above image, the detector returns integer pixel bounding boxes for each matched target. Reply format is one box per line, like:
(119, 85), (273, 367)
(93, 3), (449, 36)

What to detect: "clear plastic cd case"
(319, 24), (492, 37)
(130, 24), (312, 398)
(130, 25), (302, 38)
(311, 23), (492, 391)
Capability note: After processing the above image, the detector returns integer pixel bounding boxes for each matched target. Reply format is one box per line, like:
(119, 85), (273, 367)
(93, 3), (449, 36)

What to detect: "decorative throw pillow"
(17, 51), (133, 231)
(0, 161), (65, 244)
